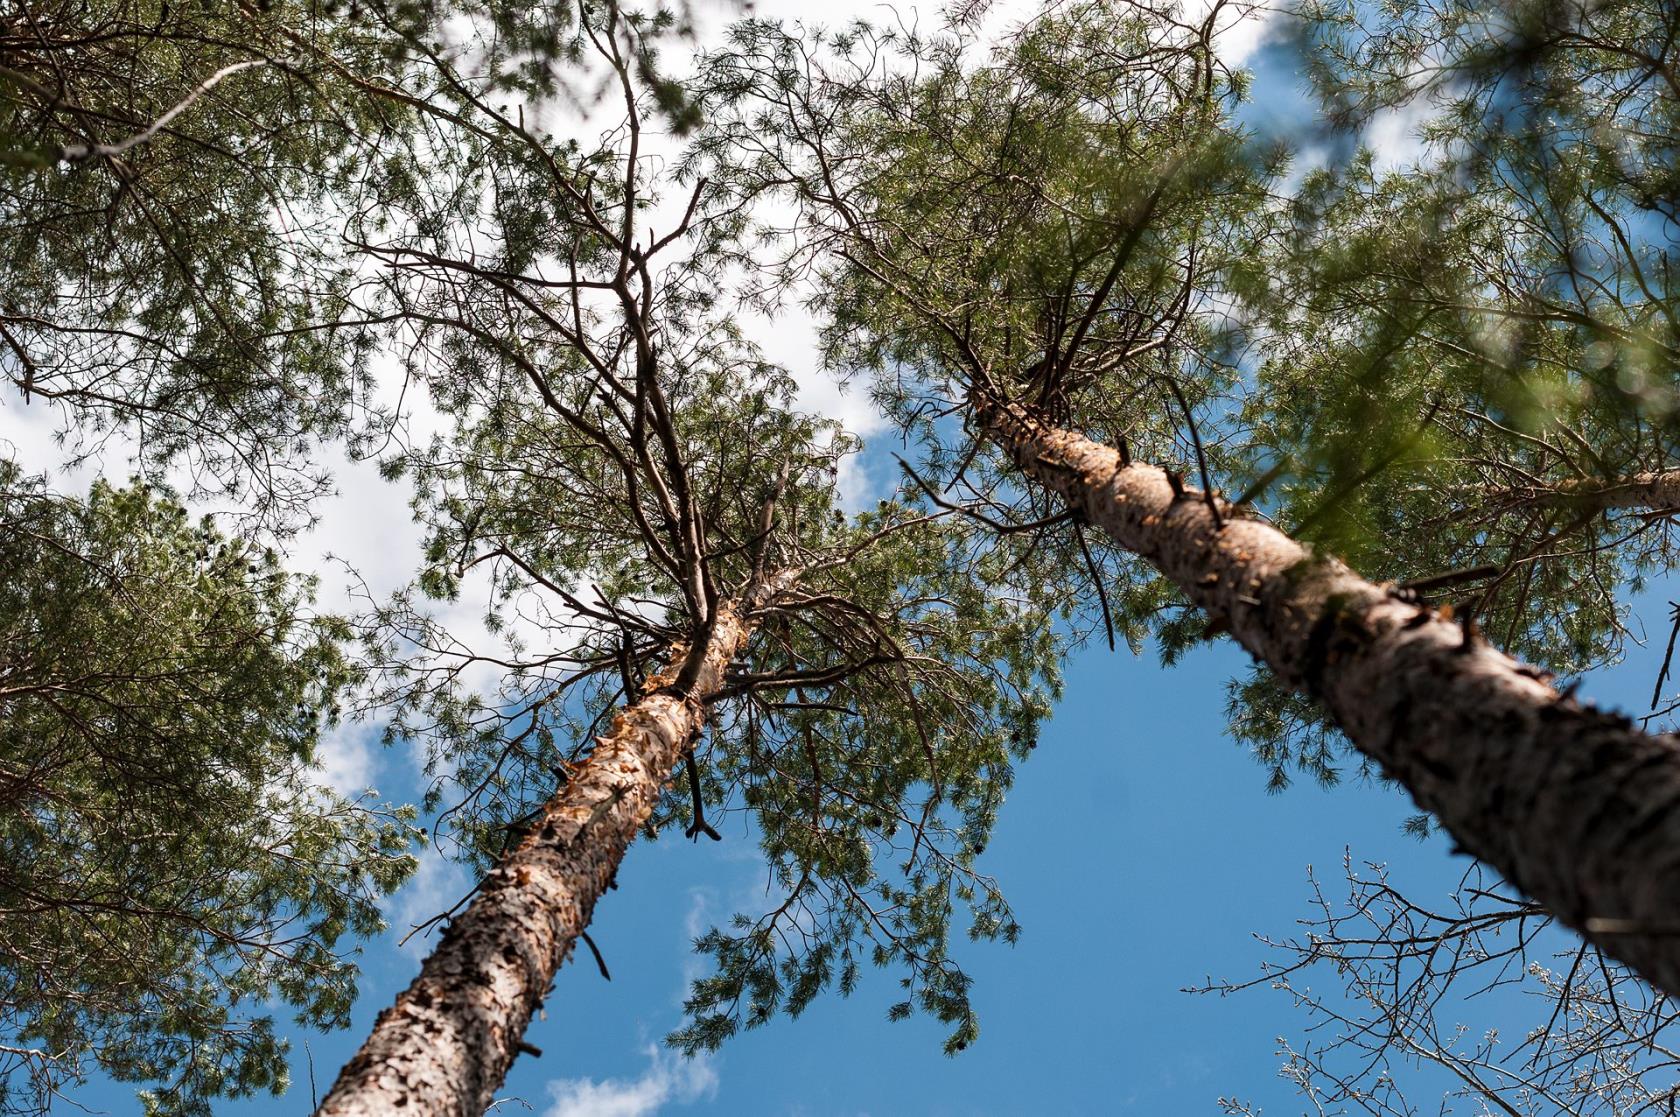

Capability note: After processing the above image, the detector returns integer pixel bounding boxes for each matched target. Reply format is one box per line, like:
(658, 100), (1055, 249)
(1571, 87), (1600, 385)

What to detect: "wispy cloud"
(1365, 97), (1440, 173)
(385, 842), (473, 953)
(544, 1044), (719, 1117)
(1179, 0), (1279, 66)
(311, 723), (383, 797)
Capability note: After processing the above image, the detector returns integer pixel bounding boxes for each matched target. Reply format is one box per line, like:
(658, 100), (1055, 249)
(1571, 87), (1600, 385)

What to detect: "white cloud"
(312, 723), (382, 797)
(1365, 97), (1439, 173)
(732, 302), (890, 512)
(682, 888), (714, 941)
(545, 1044), (719, 1117)
(675, 886), (722, 1002)
(299, 449), (425, 611)
(1180, 0), (1278, 67)
(2, 385), (144, 491)
(386, 841), (475, 950)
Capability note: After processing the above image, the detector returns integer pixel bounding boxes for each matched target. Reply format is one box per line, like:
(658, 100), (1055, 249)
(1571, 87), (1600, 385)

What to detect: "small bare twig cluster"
(1197, 853), (1680, 1116)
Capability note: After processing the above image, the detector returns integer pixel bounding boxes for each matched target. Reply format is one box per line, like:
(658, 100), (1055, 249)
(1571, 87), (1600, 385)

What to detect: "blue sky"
(27, 2), (1680, 1113)
(202, 585), (1674, 1117)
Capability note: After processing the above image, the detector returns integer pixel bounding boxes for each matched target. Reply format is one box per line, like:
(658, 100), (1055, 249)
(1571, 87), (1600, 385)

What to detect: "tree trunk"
(975, 394), (1680, 996)
(1517, 471), (1680, 512)
(316, 571), (795, 1117)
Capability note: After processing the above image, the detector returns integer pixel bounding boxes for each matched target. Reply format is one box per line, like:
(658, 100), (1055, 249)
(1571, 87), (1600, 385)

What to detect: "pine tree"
(1207, 2), (1680, 1109)
(0, 0), (423, 519)
(694, 0), (1680, 1005)
(20, 2), (1680, 1112)
(0, 462), (417, 1116)
(316, 7), (1062, 1111)
(1230, 0), (1680, 769)
(0, 0), (611, 522)
(3, 4), (1059, 1111)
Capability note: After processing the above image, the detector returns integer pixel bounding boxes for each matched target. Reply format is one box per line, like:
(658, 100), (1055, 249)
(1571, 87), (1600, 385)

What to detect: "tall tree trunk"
(1516, 470), (1680, 512)
(316, 571), (796, 1117)
(974, 394), (1680, 996)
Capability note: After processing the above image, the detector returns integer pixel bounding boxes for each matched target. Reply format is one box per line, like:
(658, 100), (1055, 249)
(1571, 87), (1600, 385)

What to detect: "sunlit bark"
(317, 572), (796, 1117)
(977, 393), (1680, 998)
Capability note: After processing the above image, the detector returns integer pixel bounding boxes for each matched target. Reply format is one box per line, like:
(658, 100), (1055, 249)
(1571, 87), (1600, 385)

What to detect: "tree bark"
(974, 394), (1680, 995)
(316, 571), (796, 1117)
(1516, 471), (1680, 513)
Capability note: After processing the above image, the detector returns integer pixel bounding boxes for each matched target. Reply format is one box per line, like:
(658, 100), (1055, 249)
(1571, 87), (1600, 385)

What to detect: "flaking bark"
(976, 395), (1680, 997)
(316, 571), (796, 1117)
